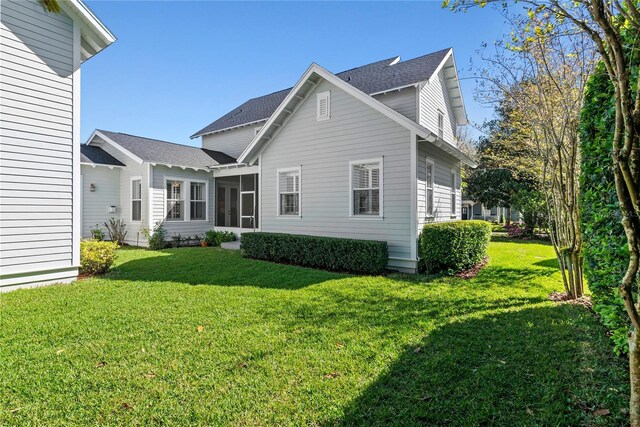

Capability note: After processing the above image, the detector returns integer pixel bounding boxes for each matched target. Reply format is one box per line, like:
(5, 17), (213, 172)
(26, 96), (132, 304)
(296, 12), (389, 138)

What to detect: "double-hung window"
(166, 180), (184, 221)
(278, 168), (300, 216)
(190, 181), (207, 221)
(425, 158), (434, 217)
(350, 159), (382, 217)
(131, 178), (142, 222)
(450, 169), (457, 217)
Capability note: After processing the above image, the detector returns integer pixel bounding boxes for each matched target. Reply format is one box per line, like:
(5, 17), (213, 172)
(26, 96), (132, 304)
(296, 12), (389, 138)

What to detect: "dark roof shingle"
(191, 48), (451, 138)
(80, 144), (125, 166)
(96, 130), (236, 168)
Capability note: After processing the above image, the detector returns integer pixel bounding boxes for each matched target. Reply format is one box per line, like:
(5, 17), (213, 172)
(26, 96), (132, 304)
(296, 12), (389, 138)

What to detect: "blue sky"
(82, 1), (508, 147)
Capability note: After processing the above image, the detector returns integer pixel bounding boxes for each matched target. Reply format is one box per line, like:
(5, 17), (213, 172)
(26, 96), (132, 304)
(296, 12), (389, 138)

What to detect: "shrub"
(580, 59), (631, 355)
(90, 224), (105, 241)
(142, 223), (167, 250)
(204, 230), (236, 247)
(104, 217), (127, 245)
(504, 223), (527, 239)
(241, 232), (388, 274)
(80, 240), (118, 275)
(420, 220), (491, 274)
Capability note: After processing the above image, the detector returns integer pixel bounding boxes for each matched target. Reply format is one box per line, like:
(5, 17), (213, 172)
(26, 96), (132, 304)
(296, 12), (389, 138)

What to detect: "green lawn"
(0, 239), (629, 426)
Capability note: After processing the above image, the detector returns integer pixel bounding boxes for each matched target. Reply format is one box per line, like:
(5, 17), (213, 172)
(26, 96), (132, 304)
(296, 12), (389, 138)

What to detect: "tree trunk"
(630, 330), (640, 426)
(506, 206), (512, 226)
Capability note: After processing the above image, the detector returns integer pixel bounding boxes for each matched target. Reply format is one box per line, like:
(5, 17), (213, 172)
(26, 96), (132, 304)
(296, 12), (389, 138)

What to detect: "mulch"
(548, 291), (593, 309)
(455, 257), (489, 279)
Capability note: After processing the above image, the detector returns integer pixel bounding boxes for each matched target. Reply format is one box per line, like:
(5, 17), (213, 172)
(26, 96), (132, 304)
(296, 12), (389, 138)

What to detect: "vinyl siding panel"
(150, 165), (214, 240)
(81, 165), (121, 238)
(259, 79), (413, 268)
(92, 142), (150, 246)
(417, 141), (461, 230)
(201, 125), (257, 159)
(419, 69), (457, 144)
(373, 88), (417, 121)
(0, 0), (78, 286)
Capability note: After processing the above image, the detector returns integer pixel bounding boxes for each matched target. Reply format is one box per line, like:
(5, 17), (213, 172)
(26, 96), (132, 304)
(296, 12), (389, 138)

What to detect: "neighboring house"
(0, 0), (115, 291)
(84, 48), (476, 273)
(461, 196), (521, 223)
(81, 130), (235, 245)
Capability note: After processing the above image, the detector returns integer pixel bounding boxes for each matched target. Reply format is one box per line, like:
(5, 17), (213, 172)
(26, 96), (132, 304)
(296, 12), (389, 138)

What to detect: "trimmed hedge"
(80, 240), (119, 275)
(241, 232), (388, 274)
(580, 58), (633, 354)
(204, 230), (236, 247)
(420, 220), (491, 274)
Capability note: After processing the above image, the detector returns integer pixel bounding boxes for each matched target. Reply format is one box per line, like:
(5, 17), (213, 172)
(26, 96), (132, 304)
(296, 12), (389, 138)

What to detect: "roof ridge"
(98, 129), (204, 150)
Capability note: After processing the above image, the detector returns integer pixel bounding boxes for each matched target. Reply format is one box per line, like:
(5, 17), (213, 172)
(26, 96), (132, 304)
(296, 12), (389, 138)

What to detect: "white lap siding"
(419, 69), (457, 143)
(150, 165), (214, 240)
(417, 141), (461, 229)
(374, 88), (417, 122)
(259, 79), (413, 270)
(201, 125), (256, 160)
(0, 0), (78, 289)
(80, 165), (121, 238)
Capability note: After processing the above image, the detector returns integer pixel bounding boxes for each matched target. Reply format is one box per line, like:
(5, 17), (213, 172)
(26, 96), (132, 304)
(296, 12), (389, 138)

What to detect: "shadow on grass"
(534, 258), (561, 269)
(108, 247), (348, 290)
(329, 305), (629, 427)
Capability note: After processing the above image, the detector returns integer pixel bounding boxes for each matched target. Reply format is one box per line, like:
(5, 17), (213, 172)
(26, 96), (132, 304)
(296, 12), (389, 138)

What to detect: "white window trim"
(425, 157), (435, 218)
(316, 90), (331, 121)
(450, 168), (458, 218)
(349, 157), (383, 220)
(276, 166), (302, 218)
(163, 176), (210, 222)
(188, 179), (209, 222)
(437, 109), (444, 140)
(164, 177), (185, 222)
(130, 175), (142, 223)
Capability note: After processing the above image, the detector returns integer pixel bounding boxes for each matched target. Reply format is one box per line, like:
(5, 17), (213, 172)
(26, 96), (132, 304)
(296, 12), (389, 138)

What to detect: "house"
(461, 195), (522, 223)
(81, 130), (235, 245)
(82, 48), (476, 272)
(0, 0), (115, 291)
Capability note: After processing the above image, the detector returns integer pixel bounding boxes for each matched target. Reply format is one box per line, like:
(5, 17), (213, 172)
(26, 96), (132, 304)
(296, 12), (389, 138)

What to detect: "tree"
(447, 0), (640, 422)
(38, 0), (61, 13)
(465, 104), (541, 225)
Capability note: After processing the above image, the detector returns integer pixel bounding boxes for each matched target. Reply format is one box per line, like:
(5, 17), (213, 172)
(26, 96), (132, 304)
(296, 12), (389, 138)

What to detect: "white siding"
(150, 165), (214, 240)
(201, 125), (258, 159)
(90, 142), (150, 246)
(417, 141), (461, 230)
(418, 69), (457, 144)
(259, 79), (413, 269)
(373, 88), (417, 121)
(0, 0), (79, 287)
(81, 165), (121, 238)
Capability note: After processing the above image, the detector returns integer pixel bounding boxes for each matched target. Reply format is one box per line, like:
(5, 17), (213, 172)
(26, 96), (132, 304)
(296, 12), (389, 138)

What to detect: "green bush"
(204, 230), (236, 247)
(241, 232), (388, 274)
(80, 240), (119, 275)
(143, 223), (167, 250)
(420, 220), (491, 274)
(580, 58), (633, 355)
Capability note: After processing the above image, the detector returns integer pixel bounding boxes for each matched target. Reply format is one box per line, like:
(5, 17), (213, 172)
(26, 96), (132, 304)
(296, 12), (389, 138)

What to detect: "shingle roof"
(96, 130), (237, 168)
(191, 48), (451, 138)
(80, 144), (125, 166)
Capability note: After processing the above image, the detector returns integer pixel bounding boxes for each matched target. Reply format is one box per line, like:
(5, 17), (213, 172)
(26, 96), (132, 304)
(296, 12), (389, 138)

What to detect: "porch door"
(216, 182), (239, 227)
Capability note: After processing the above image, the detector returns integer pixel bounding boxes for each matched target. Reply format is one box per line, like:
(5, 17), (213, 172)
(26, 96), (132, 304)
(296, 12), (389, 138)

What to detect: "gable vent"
(317, 91), (331, 121)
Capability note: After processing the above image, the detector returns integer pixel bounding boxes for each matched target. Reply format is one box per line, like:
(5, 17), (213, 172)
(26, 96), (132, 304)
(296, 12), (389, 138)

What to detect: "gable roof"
(237, 63), (477, 167)
(88, 130), (236, 170)
(80, 144), (125, 167)
(59, 0), (116, 62)
(191, 49), (453, 138)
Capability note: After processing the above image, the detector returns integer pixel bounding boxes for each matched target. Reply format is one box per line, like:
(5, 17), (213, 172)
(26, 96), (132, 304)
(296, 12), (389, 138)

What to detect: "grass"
(0, 240), (629, 426)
